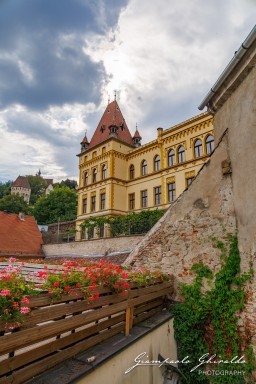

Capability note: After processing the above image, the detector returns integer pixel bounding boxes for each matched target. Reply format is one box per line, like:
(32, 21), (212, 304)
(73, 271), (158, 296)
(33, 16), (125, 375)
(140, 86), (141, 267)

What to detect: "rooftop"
(12, 176), (31, 189)
(0, 211), (44, 257)
(87, 100), (135, 149)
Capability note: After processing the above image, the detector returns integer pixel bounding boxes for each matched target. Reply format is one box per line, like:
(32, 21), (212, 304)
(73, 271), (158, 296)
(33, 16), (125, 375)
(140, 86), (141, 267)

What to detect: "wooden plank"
(128, 281), (172, 298)
(129, 307), (134, 331)
(28, 286), (112, 307)
(128, 286), (172, 307)
(9, 293), (127, 329)
(0, 324), (125, 384)
(133, 299), (163, 316)
(133, 306), (163, 325)
(125, 307), (132, 336)
(0, 301), (127, 355)
(0, 314), (125, 376)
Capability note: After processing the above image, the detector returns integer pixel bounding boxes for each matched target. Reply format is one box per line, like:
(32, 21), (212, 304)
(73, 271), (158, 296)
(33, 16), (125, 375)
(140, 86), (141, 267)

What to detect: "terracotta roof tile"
(88, 101), (134, 149)
(12, 176), (30, 189)
(0, 211), (44, 257)
(133, 129), (142, 139)
(80, 135), (89, 145)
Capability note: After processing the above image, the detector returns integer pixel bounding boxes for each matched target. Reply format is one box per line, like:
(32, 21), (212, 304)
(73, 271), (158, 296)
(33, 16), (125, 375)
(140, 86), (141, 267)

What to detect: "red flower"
(121, 291), (127, 295)
(13, 302), (19, 307)
(64, 286), (70, 292)
(53, 281), (60, 287)
(21, 297), (30, 304)
(75, 283), (81, 287)
(88, 296), (95, 301)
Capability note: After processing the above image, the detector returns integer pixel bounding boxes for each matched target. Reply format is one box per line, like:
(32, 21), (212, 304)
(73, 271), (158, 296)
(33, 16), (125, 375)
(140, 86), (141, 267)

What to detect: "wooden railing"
(0, 265), (174, 384)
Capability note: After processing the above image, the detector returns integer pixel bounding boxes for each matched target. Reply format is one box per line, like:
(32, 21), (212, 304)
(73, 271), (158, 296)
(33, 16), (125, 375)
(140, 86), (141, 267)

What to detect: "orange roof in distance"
(12, 176), (30, 189)
(0, 211), (44, 258)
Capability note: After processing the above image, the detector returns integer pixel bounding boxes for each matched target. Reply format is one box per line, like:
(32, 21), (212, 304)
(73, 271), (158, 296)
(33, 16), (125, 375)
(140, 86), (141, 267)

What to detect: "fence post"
(125, 298), (134, 337)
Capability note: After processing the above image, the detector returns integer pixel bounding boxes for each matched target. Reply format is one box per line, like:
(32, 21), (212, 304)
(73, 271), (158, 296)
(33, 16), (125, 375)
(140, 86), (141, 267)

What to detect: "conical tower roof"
(88, 100), (134, 149)
(80, 134), (89, 145)
(133, 128), (142, 140)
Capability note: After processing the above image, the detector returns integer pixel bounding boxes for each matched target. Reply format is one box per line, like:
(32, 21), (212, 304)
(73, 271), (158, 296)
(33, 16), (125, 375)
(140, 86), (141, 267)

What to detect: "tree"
(54, 179), (78, 190)
(26, 175), (48, 204)
(0, 181), (12, 198)
(0, 194), (30, 214)
(33, 186), (77, 224)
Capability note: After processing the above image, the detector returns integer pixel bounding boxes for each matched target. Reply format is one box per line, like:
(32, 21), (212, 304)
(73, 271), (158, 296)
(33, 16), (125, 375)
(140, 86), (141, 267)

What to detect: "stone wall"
(43, 234), (144, 257)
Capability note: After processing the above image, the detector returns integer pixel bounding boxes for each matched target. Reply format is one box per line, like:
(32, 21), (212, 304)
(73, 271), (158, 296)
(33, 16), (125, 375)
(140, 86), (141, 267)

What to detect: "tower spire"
(133, 123), (142, 147)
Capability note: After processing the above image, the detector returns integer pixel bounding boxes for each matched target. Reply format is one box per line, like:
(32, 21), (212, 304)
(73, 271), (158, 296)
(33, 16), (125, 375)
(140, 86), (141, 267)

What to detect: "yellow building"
(76, 100), (214, 240)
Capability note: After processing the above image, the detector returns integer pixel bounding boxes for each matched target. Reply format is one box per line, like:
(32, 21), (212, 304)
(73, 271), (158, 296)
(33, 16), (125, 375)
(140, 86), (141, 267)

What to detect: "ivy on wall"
(80, 209), (165, 237)
(172, 235), (255, 384)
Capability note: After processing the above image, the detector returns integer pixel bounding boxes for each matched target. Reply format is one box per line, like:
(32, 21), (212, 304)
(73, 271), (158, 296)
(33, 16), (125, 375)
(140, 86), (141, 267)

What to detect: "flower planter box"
(0, 277), (174, 384)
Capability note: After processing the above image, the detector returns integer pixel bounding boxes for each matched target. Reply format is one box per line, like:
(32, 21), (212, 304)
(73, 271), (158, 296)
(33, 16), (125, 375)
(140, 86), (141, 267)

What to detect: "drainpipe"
(198, 25), (256, 111)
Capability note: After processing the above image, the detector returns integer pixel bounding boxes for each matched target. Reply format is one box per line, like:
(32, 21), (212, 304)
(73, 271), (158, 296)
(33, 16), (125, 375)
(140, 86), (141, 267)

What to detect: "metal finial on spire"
(107, 94), (110, 105)
(136, 122), (138, 130)
(114, 90), (117, 101)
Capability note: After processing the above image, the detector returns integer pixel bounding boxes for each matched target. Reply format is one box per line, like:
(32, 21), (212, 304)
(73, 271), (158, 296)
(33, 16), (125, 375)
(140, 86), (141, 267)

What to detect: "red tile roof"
(133, 129), (142, 139)
(12, 176), (31, 189)
(0, 211), (44, 257)
(80, 135), (89, 145)
(88, 100), (134, 149)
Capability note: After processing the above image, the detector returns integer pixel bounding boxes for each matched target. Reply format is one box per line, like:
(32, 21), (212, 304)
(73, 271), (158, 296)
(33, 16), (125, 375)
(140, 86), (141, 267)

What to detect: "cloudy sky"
(0, 0), (255, 183)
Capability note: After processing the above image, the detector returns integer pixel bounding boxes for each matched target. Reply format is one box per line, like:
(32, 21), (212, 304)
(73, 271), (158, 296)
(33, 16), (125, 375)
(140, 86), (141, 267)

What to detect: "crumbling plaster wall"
(212, 65), (256, 348)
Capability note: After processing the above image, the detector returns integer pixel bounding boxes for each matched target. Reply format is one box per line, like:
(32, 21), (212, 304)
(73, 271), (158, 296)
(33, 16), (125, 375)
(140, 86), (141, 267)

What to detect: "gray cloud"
(0, 0), (128, 110)
(0, 0), (254, 183)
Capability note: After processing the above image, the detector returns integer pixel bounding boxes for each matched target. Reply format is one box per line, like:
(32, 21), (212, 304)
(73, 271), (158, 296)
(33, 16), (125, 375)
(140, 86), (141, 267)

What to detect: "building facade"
(11, 176), (31, 203)
(76, 101), (214, 240)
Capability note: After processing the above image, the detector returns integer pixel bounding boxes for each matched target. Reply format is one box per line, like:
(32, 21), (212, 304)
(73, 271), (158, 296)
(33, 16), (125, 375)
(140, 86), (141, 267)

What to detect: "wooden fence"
(0, 263), (174, 384)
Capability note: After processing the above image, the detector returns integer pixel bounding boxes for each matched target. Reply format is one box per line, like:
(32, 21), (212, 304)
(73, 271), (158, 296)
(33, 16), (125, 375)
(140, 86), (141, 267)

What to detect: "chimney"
(18, 212), (25, 221)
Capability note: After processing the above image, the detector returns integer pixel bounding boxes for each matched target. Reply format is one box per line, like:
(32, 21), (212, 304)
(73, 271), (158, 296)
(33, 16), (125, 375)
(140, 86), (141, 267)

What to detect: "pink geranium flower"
(0, 289), (10, 296)
(20, 307), (30, 314)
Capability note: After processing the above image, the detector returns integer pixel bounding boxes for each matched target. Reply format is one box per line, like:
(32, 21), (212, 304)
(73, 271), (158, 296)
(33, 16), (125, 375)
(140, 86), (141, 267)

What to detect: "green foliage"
(110, 210), (165, 236)
(0, 180), (12, 198)
(80, 209), (165, 237)
(172, 236), (254, 384)
(33, 186), (77, 224)
(54, 179), (78, 190)
(26, 175), (48, 204)
(0, 194), (30, 214)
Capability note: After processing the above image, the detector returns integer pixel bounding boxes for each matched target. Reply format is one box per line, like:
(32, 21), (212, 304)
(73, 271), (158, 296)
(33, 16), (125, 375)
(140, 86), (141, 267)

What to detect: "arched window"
(194, 139), (203, 158)
(141, 160), (147, 176)
(178, 146), (185, 164)
(92, 168), (97, 183)
(168, 149), (175, 167)
(206, 135), (214, 155)
(130, 164), (135, 180)
(154, 155), (160, 172)
(84, 172), (88, 186)
(102, 164), (106, 180)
